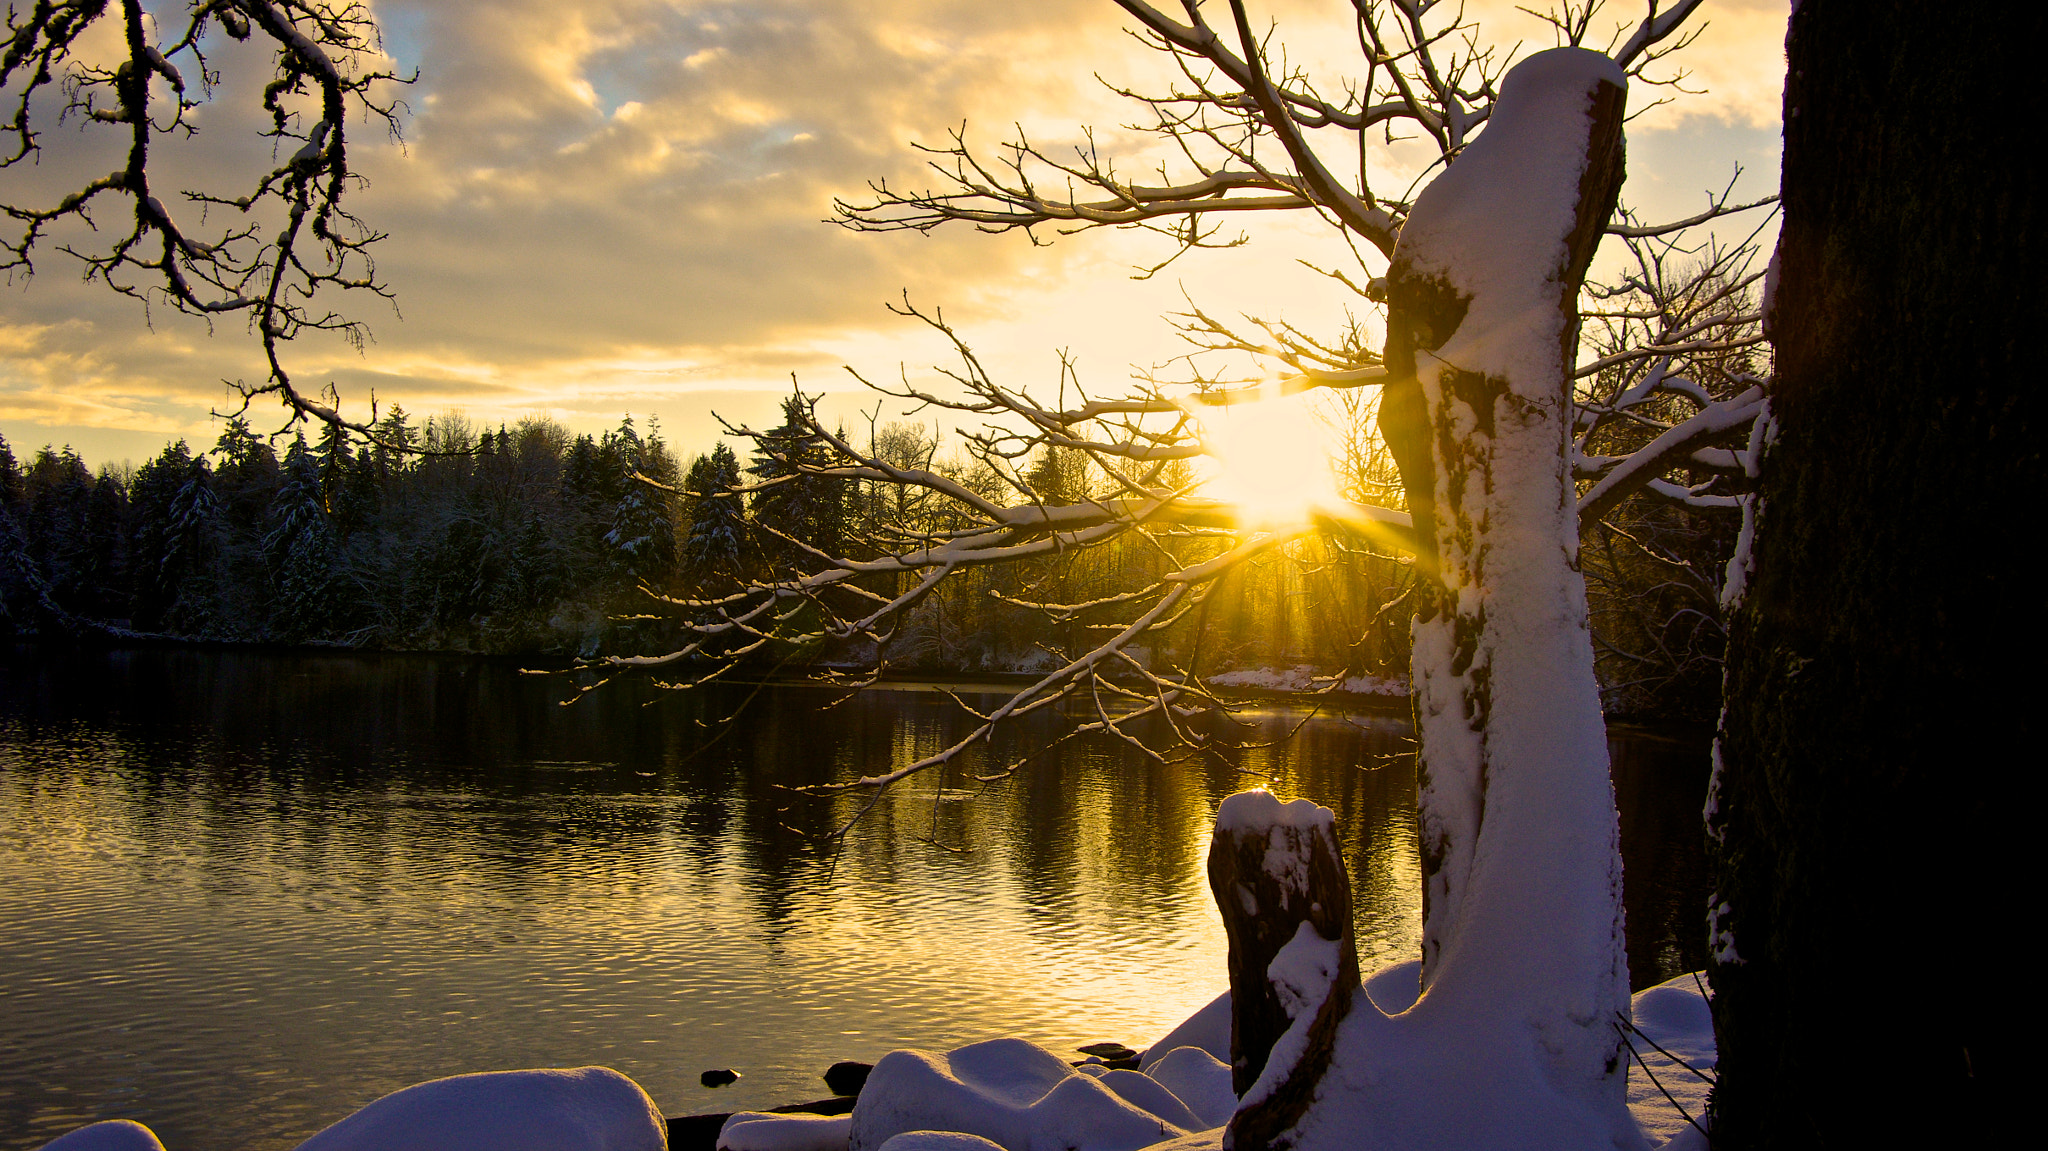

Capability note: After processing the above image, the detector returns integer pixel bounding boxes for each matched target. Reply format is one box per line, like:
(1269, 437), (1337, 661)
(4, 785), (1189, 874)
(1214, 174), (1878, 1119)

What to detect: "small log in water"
(1207, 792), (1360, 1150)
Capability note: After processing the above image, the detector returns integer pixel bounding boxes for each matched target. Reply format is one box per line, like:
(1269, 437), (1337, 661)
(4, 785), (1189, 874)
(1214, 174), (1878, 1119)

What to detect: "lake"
(0, 645), (1709, 1151)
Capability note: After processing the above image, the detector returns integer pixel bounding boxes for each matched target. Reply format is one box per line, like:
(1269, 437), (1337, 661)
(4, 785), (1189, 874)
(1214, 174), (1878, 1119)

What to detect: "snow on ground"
(1624, 973), (1717, 1148)
(33, 1121), (167, 1151)
(1203, 666), (1406, 696)
(835, 1038), (1226, 1151)
(34, 970), (1712, 1151)
(289, 1067), (668, 1151)
(720, 1112), (854, 1151)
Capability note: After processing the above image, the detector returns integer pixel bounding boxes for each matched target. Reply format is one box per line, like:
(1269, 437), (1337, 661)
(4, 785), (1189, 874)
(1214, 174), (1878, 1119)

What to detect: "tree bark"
(1707, 3), (2039, 1145)
(1207, 793), (1359, 1150)
(1249, 50), (1644, 1151)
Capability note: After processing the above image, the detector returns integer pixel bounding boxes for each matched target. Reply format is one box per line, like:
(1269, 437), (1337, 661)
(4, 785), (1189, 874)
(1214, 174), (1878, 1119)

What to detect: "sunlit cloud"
(1, 0), (1788, 467)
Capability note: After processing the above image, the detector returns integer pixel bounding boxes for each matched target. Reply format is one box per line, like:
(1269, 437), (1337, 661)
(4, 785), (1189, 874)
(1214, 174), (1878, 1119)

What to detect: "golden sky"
(0, 0), (1787, 469)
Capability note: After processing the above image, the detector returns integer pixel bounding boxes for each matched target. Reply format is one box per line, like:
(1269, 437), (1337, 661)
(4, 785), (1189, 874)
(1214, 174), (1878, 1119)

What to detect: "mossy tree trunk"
(1707, 3), (2038, 1145)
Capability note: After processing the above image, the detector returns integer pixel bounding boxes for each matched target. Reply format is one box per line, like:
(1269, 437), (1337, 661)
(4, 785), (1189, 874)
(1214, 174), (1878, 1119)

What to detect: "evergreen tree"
(265, 435), (339, 640)
(22, 446), (94, 610)
(371, 405), (416, 480)
(313, 419), (354, 521)
(680, 443), (748, 592)
(748, 394), (844, 566)
(129, 442), (197, 629)
(81, 467), (129, 619)
(1023, 444), (1092, 506)
(604, 415), (678, 585)
(0, 433), (21, 508)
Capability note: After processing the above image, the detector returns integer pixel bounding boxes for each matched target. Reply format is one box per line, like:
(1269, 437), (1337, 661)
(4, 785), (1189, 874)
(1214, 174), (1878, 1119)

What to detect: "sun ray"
(1200, 387), (1345, 525)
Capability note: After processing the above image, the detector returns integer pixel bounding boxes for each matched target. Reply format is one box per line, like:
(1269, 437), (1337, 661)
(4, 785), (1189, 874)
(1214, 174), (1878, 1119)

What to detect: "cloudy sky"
(1, 0), (1787, 470)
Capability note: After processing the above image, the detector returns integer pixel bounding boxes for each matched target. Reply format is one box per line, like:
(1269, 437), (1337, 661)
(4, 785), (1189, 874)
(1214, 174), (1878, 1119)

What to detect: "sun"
(1200, 389), (1345, 525)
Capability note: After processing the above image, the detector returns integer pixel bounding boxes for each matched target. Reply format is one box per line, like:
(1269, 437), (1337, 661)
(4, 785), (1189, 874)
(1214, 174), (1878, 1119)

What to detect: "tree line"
(0, 394), (1426, 686)
(0, 409), (683, 654)
(1, 381), (1732, 716)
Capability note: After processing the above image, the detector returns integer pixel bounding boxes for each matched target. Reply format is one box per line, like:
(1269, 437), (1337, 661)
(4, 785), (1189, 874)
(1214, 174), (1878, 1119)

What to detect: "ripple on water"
(2, 648), (1707, 1151)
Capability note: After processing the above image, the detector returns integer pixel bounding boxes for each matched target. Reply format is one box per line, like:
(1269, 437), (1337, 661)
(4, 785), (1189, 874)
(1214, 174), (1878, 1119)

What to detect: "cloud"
(2, 0), (1788, 465)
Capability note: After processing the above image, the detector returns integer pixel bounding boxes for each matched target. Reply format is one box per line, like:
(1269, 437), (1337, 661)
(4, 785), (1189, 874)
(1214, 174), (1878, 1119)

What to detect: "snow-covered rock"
(875, 1134), (1006, 1151)
(848, 1038), (1202, 1151)
(291, 1066), (667, 1151)
(1138, 1048), (1235, 1130)
(719, 1111), (853, 1151)
(35, 1121), (167, 1151)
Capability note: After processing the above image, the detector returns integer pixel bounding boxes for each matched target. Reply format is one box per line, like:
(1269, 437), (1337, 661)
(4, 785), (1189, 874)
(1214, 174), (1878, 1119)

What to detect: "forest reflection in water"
(0, 646), (1708, 1151)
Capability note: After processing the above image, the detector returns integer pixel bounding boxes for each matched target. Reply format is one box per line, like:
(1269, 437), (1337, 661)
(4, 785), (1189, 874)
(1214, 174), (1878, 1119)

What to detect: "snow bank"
(34, 1121), (167, 1151)
(848, 1038), (1205, 1151)
(1138, 1049), (1235, 1130)
(1625, 974), (1716, 1148)
(1361, 958), (1424, 1015)
(719, 1111), (853, 1151)
(291, 1066), (666, 1151)
(875, 1135), (1007, 1151)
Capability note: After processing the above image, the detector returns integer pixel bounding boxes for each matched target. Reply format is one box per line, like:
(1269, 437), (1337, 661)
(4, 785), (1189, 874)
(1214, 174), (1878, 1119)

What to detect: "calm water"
(0, 646), (1709, 1151)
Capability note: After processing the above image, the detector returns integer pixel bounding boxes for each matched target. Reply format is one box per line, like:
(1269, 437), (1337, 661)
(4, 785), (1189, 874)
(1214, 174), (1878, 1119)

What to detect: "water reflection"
(0, 646), (1705, 1151)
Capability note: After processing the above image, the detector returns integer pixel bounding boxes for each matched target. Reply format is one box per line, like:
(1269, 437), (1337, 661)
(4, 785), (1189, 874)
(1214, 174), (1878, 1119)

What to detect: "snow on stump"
(34, 1121), (168, 1151)
(847, 1037), (1201, 1151)
(1206, 791), (1359, 1151)
(291, 1066), (667, 1151)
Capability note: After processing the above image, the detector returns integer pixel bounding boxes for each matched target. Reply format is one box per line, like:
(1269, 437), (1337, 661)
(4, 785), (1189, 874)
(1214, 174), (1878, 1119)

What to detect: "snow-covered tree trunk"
(1208, 793), (1360, 1149)
(1257, 49), (1639, 1151)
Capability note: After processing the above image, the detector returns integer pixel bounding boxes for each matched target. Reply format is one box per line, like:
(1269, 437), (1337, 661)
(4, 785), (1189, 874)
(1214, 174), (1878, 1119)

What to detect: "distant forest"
(0, 402), (1412, 678)
(0, 395), (1725, 717)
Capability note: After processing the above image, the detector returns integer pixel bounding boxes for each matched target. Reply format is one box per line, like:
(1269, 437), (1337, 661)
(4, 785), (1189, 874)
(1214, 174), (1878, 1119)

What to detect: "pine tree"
(266, 434), (338, 641)
(81, 467), (129, 619)
(371, 405), (416, 480)
(313, 419), (354, 521)
(679, 443), (748, 593)
(0, 433), (21, 508)
(604, 415), (678, 585)
(748, 394), (843, 567)
(22, 446), (94, 610)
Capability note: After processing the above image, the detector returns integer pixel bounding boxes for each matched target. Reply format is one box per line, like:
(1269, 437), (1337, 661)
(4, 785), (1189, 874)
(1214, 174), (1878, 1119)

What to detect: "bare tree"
(583, 3), (1772, 1146)
(2, 0), (407, 431)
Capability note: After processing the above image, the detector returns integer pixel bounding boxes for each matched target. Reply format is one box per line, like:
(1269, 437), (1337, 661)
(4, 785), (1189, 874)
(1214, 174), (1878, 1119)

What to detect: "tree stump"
(1207, 791), (1360, 1151)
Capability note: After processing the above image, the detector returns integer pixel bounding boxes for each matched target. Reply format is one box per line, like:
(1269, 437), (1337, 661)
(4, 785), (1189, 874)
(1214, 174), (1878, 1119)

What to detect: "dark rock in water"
(824, 1060), (872, 1097)
(667, 1098), (856, 1151)
(1074, 1042), (1141, 1069)
(772, 1097), (857, 1117)
(700, 1068), (741, 1088)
